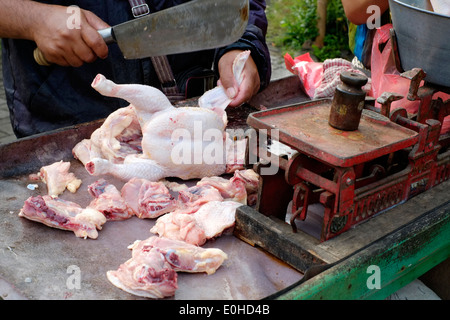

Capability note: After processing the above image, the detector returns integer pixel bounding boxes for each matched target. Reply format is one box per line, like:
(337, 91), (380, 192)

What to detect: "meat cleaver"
(34, 0), (249, 65)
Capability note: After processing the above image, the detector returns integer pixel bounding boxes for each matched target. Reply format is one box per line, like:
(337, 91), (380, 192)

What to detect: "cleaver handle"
(97, 27), (116, 45)
(34, 28), (115, 66)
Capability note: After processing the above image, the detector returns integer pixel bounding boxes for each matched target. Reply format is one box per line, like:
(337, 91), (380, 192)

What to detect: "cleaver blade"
(101, 0), (250, 59)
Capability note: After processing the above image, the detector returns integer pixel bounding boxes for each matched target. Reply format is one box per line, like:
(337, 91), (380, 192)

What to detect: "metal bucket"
(389, 0), (450, 87)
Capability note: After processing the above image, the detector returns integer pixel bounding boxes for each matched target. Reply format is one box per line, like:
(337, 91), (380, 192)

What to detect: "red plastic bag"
(285, 52), (370, 99)
(284, 52), (323, 98)
(370, 24), (449, 133)
(369, 24), (420, 114)
(435, 92), (450, 134)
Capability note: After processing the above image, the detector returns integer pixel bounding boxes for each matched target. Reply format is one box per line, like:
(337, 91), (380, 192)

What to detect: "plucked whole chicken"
(79, 51), (251, 182)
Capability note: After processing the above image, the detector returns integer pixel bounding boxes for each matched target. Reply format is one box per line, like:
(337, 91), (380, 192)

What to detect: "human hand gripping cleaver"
(34, 0), (249, 65)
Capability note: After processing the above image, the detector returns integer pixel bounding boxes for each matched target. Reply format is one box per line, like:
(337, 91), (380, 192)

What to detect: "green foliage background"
(267, 0), (351, 61)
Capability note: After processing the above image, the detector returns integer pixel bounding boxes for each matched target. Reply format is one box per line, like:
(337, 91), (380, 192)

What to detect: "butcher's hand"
(218, 50), (260, 107)
(33, 5), (109, 67)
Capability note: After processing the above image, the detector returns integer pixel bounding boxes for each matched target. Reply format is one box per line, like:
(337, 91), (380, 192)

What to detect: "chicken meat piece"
(106, 235), (228, 299)
(233, 169), (260, 194)
(130, 236), (228, 275)
(232, 169), (260, 205)
(150, 210), (206, 246)
(86, 154), (166, 182)
(38, 161), (82, 197)
(72, 106), (142, 165)
(19, 195), (106, 239)
(197, 169), (260, 205)
(106, 247), (178, 299)
(87, 179), (133, 220)
(150, 200), (243, 246)
(196, 175), (246, 204)
(177, 184), (224, 214)
(193, 200), (243, 239)
(121, 178), (178, 219)
(224, 133), (247, 173)
(86, 51), (251, 182)
(72, 139), (102, 166)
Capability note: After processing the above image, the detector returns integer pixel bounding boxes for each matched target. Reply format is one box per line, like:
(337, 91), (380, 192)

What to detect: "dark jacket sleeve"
(214, 0), (271, 90)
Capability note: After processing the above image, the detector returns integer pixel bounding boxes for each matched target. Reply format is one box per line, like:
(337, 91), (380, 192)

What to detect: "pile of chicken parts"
(18, 51), (262, 299)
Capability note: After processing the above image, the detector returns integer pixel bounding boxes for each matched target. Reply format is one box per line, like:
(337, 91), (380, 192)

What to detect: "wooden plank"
(234, 206), (339, 273)
(275, 200), (450, 300)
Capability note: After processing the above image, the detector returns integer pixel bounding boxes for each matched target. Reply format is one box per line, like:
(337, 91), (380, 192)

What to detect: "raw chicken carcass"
(106, 246), (178, 299)
(19, 195), (106, 239)
(86, 51), (251, 182)
(121, 178), (178, 219)
(87, 179), (133, 220)
(150, 200), (243, 246)
(37, 161), (82, 197)
(129, 236), (228, 275)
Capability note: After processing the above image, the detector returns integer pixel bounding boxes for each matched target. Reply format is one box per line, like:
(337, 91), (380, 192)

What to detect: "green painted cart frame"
(235, 179), (450, 300)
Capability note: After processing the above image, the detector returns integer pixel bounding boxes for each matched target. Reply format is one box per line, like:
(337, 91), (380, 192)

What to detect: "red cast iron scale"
(247, 69), (450, 242)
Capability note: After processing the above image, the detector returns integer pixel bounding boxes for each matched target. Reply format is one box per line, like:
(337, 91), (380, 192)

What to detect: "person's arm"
(0, 0), (37, 40)
(0, 0), (109, 67)
(214, 0), (271, 107)
(341, 0), (389, 25)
